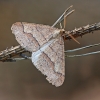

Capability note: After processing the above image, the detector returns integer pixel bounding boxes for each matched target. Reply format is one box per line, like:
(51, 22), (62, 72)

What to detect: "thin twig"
(1, 22), (100, 62)
(66, 51), (100, 57)
(0, 45), (27, 62)
(0, 22), (100, 62)
(65, 43), (100, 53)
(64, 22), (100, 39)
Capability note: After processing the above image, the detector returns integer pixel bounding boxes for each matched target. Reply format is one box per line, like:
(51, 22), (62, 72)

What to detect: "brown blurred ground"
(0, 0), (100, 100)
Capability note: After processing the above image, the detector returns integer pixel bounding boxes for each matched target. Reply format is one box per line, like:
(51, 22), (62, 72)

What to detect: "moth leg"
(65, 31), (80, 44)
(2, 58), (26, 62)
(12, 58), (26, 61)
(20, 53), (31, 60)
(9, 53), (32, 62)
(9, 54), (31, 62)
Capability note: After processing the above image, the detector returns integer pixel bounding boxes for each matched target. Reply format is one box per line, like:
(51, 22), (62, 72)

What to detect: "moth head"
(52, 29), (64, 38)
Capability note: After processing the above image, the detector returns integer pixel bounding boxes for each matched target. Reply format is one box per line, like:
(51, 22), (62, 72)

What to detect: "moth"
(11, 22), (65, 87)
(11, 6), (78, 87)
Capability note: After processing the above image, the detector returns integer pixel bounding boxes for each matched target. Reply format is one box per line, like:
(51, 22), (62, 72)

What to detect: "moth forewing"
(11, 22), (65, 87)
(11, 22), (61, 52)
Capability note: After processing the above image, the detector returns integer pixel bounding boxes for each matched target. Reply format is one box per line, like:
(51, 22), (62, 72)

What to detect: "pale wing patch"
(32, 36), (65, 87)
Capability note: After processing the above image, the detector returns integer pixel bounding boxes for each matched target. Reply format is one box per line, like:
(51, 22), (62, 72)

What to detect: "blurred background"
(0, 0), (100, 100)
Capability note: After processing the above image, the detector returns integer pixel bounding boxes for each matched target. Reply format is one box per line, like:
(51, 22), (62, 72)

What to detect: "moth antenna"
(60, 8), (79, 44)
(64, 12), (67, 29)
(64, 9), (75, 18)
(60, 23), (62, 29)
(65, 5), (73, 12)
(63, 7), (75, 29)
(52, 5), (73, 27)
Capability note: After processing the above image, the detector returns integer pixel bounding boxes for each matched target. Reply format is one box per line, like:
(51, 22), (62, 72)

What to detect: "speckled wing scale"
(11, 22), (65, 87)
